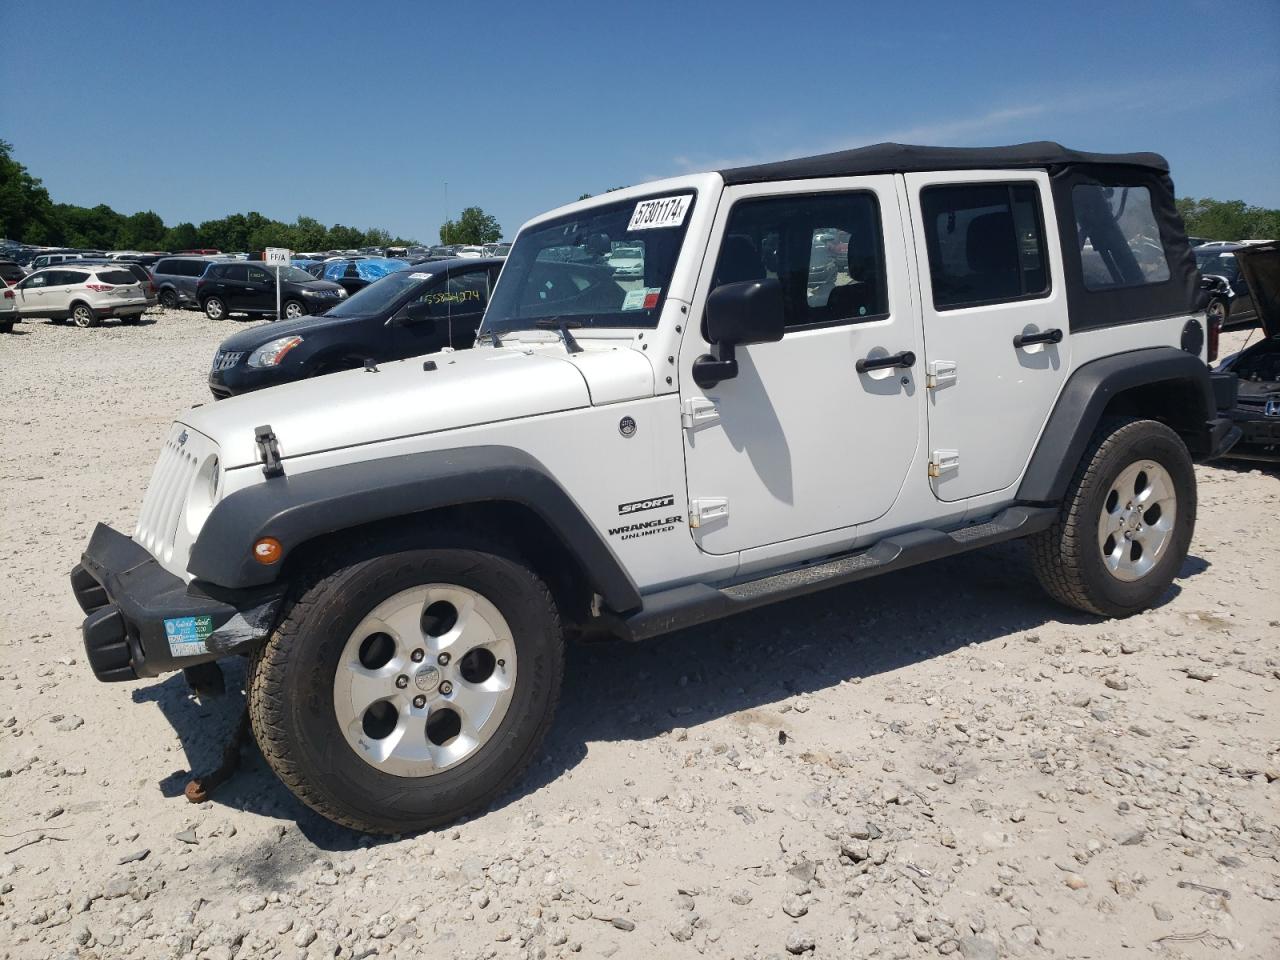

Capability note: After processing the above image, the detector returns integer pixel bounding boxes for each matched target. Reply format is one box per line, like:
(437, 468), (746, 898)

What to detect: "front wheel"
(203, 297), (227, 321)
(248, 532), (563, 833)
(282, 299), (306, 320)
(1030, 417), (1195, 618)
(0, 319), (13, 334)
(159, 288), (179, 309)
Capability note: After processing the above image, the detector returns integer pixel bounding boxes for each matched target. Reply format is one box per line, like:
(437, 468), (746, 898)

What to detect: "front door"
(680, 176), (922, 555)
(394, 266), (492, 357)
(904, 171), (1071, 502)
(16, 271), (53, 316)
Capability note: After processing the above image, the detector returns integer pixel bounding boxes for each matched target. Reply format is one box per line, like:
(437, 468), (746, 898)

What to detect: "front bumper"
(71, 523), (284, 682)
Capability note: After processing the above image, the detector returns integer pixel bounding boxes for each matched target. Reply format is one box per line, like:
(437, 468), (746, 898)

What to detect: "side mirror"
(391, 300), (436, 328)
(693, 279), (785, 388)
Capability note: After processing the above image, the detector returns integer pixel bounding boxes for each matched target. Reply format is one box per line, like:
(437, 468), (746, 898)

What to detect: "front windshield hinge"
(534, 318), (584, 354)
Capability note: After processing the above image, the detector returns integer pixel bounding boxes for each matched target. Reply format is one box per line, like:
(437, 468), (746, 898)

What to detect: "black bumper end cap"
(71, 562), (109, 614)
(82, 604), (137, 682)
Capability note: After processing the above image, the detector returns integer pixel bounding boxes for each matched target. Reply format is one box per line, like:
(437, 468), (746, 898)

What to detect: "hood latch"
(255, 425), (285, 479)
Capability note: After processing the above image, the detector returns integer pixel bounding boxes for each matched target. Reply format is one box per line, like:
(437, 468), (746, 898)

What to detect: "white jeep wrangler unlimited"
(72, 142), (1239, 833)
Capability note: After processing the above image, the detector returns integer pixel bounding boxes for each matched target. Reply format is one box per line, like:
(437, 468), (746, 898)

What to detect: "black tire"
(1030, 417), (1196, 618)
(203, 296), (227, 321)
(120, 313), (141, 325)
(159, 288), (179, 309)
(248, 530), (564, 834)
(70, 302), (99, 328)
(0, 319), (13, 334)
(281, 299), (307, 320)
(1206, 297), (1228, 329)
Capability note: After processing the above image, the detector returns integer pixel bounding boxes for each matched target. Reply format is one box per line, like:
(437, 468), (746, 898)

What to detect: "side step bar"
(620, 505), (1056, 641)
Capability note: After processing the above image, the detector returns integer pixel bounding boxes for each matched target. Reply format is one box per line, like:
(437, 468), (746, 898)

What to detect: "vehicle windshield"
(1195, 250), (1239, 278)
(481, 191), (695, 335)
(277, 266), (319, 283)
(322, 268), (429, 317)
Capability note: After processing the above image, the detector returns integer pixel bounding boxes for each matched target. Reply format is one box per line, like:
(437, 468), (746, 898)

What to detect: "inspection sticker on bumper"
(164, 615), (214, 658)
(628, 195), (692, 231)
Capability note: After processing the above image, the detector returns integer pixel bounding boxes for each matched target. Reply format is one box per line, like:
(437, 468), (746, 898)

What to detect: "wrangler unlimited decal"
(608, 515), (683, 540)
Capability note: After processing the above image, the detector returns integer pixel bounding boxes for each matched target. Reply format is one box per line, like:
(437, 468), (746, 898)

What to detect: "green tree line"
(1176, 197), (1279, 241)
(0, 140), (416, 251)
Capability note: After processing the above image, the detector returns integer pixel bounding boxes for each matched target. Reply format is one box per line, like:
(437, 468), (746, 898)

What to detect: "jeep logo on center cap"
(414, 665), (441, 691)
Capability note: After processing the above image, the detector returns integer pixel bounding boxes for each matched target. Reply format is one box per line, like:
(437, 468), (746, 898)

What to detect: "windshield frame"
(480, 189), (698, 338)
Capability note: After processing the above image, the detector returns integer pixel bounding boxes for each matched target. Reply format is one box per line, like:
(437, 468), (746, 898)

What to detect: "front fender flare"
(188, 445), (642, 613)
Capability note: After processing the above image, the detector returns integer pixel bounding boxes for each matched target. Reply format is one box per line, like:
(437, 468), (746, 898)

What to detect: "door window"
(20, 272), (50, 288)
(920, 183), (1049, 310)
(711, 192), (889, 330)
(247, 266), (272, 284)
(417, 269), (490, 316)
(224, 264), (249, 282)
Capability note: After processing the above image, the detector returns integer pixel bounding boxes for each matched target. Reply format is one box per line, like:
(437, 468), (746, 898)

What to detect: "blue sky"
(4, 0), (1278, 243)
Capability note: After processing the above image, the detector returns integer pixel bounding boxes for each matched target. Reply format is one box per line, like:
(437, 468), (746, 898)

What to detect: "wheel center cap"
(414, 665), (441, 692)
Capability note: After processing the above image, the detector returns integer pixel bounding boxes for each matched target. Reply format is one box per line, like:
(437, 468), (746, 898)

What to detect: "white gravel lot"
(0, 310), (1277, 960)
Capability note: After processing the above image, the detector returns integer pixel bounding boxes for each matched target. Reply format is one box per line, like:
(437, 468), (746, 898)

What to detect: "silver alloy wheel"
(206, 298), (224, 320)
(72, 305), (93, 327)
(333, 584), (518, 778)
(284, 301), (304, 319)
(1096, 459), (1177, 582)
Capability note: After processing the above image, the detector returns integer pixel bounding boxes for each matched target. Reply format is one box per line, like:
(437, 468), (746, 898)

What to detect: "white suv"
(72, 141), (1239, 833)
(14, 265), (150, 327)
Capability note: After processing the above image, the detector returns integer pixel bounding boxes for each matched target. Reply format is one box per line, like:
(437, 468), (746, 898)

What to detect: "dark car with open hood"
(1215, 241), (1280, 460)
(208, 257), (502, 398)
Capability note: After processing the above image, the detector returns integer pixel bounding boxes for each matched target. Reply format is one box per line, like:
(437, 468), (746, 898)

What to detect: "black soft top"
(720, 141), (1169, 185)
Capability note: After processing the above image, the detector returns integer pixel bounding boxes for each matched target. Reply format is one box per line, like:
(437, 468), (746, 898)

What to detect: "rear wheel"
(248, 532), (563, 834)
(70, 302), (99, 328)
(1031, 417), (1195, 617)
(0, 319), (13, 334)
(204, 296), (227, 321)
(282, 299), (306, 320)
(1206, 298), (1228, 328)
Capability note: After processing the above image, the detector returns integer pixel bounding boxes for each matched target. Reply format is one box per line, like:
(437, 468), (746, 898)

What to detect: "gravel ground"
(0, 311), (1277, 960)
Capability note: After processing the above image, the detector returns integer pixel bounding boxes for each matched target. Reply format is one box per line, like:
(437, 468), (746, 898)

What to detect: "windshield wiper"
(474, 329), (502, 347)
(534, 317), (584, 354)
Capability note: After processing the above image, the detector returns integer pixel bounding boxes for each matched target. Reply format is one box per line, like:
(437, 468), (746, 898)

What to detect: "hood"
(1234, 242), (1280, 338)
(215, 310), (367, 352)
(183, 345), (595, 469)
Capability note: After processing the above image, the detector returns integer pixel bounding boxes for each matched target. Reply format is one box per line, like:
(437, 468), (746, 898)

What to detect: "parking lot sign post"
(265, 247), (292, 319)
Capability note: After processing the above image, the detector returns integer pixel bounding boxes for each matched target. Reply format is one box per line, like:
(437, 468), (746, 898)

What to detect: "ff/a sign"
(265, 247), (292, 266)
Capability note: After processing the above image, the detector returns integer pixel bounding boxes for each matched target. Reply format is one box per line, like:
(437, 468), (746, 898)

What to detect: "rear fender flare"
(1017, 346), (1213, 503)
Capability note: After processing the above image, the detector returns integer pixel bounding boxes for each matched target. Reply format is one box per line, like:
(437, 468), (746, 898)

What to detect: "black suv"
(208, 257), (502, 398)
(197, 262), (345, 321)
(1196, 243), (1259, 328)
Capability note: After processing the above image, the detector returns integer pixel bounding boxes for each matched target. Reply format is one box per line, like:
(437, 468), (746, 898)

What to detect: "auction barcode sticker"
(628, 195), (693, 231)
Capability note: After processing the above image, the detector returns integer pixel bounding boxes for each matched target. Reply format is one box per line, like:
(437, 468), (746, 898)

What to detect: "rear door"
(904, 170), (1069, 502)
(245, 265), (276, 312)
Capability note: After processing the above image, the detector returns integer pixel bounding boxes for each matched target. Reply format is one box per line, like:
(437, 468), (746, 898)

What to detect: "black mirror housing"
(705, 278), (786, 347)
(693, 279), (786, 388)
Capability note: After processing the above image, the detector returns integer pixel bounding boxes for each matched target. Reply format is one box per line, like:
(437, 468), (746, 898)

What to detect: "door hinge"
(689, 497), (729, 528)
(928, 450), (960, 478)
(926, 360), (957, 390)
(681, 397), (720, 430)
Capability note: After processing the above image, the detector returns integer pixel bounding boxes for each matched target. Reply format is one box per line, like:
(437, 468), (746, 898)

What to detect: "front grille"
(133, 423), (216, 572)
(212, 351), (243, 372)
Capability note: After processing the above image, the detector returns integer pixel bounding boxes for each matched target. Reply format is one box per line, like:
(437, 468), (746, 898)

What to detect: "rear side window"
(95, 270), (138, 285)
(62, 270), (91, 285)
(920, 183), (1049, 310)
(1072, 185), (1170, 290)
(224, 265), (249, 282)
